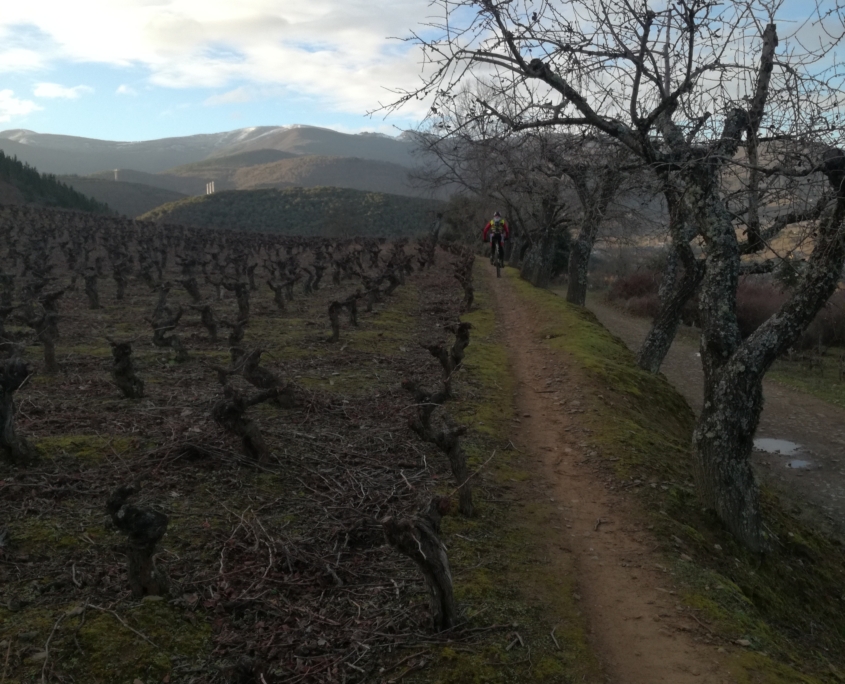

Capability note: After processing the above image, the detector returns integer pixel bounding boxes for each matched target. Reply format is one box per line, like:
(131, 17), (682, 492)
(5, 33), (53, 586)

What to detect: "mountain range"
(0, 125), (432, 217)
(0, 125), (417, 174)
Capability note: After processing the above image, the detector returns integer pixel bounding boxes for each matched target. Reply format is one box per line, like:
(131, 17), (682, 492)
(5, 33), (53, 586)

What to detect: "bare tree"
(414, 97), (639, 296)
(392, 0), (845, 550)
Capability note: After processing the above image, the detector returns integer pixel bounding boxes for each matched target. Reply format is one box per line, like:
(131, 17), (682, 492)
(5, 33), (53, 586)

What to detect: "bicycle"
(489, 236), (506, 278)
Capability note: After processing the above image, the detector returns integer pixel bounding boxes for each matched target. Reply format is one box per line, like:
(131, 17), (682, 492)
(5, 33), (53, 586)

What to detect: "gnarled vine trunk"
(0, 359), (36, 464)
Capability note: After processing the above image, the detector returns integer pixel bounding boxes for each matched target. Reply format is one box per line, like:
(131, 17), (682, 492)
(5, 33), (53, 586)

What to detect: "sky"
(0, 0), (835, 144)
(0, 0), (436, 142)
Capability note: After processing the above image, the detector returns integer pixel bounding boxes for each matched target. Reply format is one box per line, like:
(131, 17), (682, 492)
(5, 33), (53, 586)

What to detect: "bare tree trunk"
(0, 359), (36, 464)
(113, 269), (128, 301)
(328, 301), (342, 343)
(190, 304), (218, 341)
(521, 230), (556, 289)
(507, 235), (529, 268)
(637, 246), (704, 374)
(178, 277), (202, 303)
(40, 312), (59, 374)
(433, 419), (473, 517)
(211, 386), (279, 462)
(565, 167), (618, 304)
(267, 281), (286, 312)
(107, 486), (169, 598)
(424, 322), (471, 397)
(223, 282), (250, 323)
(564, 234), (592, 304)
(688, 142), (765, 550)
(637, 186), (702, 373)
(402, 380), (473, 515)
(383, 497), (457, 631)
(84, 273), (101, 310)
(108, 339), (144, 399)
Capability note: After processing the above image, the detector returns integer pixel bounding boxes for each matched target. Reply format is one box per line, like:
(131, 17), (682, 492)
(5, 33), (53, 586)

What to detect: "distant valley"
(0, 125), (435, 217)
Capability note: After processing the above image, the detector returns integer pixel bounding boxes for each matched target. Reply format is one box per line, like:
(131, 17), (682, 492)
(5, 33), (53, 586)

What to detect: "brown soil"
(492, 274), (735, 684)
(586, 295), (845, 541)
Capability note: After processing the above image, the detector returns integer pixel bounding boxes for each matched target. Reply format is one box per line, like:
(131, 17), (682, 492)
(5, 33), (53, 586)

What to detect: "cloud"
(33, 82), (93, 99)
(0, 48), (45, 72)
(116, 84), (138, 96)
(0, 89), (41, 122)
(204, 86), (253, 106)
(0, 2), (435, 118)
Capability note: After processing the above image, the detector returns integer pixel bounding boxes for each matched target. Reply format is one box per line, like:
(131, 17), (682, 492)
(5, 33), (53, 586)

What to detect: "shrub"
(736, 279), (845, 350)
(607, 270), (660, 302)
(608, 271), (844, 352)
(735, 278), (789, 338)
(625, 294), (660, 319)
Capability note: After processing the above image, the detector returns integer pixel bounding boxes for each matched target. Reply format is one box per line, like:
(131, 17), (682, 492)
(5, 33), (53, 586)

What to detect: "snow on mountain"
(0, 125), (417, 175)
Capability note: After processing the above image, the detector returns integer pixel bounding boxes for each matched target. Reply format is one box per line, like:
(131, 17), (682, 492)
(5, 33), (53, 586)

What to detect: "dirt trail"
(586, 295), (845, 539)
(490, 273), (735, 684)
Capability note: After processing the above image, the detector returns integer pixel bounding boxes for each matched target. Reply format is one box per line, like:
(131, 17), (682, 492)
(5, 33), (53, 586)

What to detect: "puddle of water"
(754, 438), (802, 456)
(787, 460), (813, 469)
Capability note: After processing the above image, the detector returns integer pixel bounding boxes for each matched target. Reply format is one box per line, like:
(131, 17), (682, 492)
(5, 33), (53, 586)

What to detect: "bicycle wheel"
(496, 260), (501, 278)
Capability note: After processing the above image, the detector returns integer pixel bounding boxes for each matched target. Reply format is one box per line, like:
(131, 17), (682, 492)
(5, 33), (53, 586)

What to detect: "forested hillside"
(0, 151), (111, 213)
(139, 186), (443, 237)
(57, 175), (187, 218)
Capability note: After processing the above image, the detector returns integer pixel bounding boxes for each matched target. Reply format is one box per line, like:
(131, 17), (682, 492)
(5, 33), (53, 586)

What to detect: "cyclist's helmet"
(493, 211), (501, 218)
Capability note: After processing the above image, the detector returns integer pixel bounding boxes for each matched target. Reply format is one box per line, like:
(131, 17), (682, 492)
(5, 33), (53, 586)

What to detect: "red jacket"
(483, 218), (509, 241)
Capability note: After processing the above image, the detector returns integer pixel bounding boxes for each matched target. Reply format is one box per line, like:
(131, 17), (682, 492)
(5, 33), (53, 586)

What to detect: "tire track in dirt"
(491, 272), (735, 684)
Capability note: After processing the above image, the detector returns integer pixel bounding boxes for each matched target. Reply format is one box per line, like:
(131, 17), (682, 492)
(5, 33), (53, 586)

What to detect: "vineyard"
(0, 205), (591, 684)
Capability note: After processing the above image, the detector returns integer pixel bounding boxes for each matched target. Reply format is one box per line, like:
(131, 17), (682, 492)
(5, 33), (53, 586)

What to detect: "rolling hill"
(0, 125), (416, 175)
(138, 186), (443, 238)
(163, 152), (418, 196)
(57, 176), (187, 218)
(58, 149), (427, 217)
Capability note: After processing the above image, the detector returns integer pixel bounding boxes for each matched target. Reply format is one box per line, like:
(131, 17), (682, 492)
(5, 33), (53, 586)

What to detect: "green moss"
(768, 352), (845, 409)
(728, 651), (824, 684)
(504, 270), (845, 682)
(60, 600), (210, 683)
(7, 517), (83, 551)
(36, 434), (136, 462)
(64, 343), (114, 358)
(412, 263), (603, 684)
(532, 656), (567, 680)
(435, 648), (498, 683)
(458, 280), (514, 440)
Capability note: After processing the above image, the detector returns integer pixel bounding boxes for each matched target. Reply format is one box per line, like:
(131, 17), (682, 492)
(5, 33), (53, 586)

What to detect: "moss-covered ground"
(404, 262), (603, 684)
(768, 350), (845, 409)
(0, 238), (470, 683)
(6, 226), (842, 684)
(508, 272), (845, 684)
(0, 239), (608, 684)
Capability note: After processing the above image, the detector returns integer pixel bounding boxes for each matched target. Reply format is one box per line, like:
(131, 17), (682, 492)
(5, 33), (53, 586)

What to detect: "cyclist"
(483, 211), (509, 265)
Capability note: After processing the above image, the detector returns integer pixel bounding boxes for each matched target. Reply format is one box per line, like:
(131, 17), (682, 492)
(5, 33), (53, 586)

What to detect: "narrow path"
(491, 272), (734, 684)
(585, 295), (845, 539)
